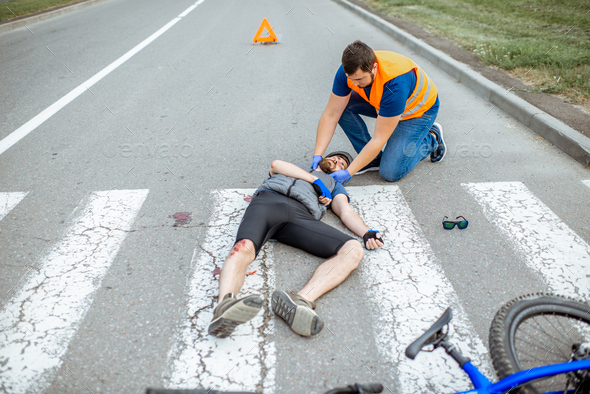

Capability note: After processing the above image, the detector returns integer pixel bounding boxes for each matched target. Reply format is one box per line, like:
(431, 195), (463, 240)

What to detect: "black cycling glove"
(363, 230), (384, 248)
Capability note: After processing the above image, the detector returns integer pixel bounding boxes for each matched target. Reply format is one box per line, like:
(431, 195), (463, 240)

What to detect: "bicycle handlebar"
(324, 383), (384, 393)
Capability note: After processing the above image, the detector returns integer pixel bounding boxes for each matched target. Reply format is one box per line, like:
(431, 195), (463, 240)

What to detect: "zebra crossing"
(0, 181), (589, 393)
(164, 189), (276, 392)
(463, 182), (590, 300)
(351, 186), (493, 394)
(0, 190), (149, 393)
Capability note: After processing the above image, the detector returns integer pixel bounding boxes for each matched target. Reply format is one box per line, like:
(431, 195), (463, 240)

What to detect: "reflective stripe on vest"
(400, 67), (434, 120)
(347, 51), (438, 120)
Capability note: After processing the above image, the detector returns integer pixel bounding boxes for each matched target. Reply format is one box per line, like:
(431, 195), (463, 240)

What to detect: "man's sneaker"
(271, 290), (324, 336)
(429, 122), (446, 162)
(355, 158), (381, 175)
(208, 293), (263, 338)
(355, 165), (380, 175)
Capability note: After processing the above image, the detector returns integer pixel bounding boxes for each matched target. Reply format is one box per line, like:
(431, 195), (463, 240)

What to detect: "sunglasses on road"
(442, 216), (469, 230)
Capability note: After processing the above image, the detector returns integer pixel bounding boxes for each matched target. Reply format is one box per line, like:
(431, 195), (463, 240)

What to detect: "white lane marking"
(0, 192), (28, 221)
(179, 0), (204, 17)
(165, 189), (275, 393)
(348, 185), (493, 393)
(0, 0), (206, 156)
(179, 5), (197, 17)
(464, 182), (590, 298)
(0, 189), (149, 393)
(583, 179), (590, 189)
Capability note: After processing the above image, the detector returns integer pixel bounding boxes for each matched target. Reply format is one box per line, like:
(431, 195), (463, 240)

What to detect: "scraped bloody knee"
(230, 239), (249, 257)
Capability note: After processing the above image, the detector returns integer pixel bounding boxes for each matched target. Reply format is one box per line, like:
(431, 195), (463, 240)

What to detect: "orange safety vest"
(347, 51), (438, 120)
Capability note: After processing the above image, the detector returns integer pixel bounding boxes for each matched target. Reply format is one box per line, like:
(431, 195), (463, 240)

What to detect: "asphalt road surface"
(1, 0), (589, 393)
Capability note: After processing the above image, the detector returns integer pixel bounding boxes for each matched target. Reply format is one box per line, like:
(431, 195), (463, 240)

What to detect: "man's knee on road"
(379, 166), (405, 182)
(340, 239), (364, 270)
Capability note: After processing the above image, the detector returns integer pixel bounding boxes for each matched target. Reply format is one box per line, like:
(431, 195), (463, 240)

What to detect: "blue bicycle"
(406, 293), (590, 393)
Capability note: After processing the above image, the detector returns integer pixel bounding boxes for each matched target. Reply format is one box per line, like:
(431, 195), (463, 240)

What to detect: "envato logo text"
(103, 142), (194, 159)
(402, 142), (493, 159)
(447, 143), (493, 159)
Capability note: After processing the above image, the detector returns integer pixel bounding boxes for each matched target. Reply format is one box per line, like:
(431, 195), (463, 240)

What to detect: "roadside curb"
(0, 0), (111, 35)
(333, 0), (590, 167)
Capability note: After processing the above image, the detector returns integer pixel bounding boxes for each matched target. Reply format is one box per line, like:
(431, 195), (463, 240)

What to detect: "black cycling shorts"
(235, 191), (354, 259)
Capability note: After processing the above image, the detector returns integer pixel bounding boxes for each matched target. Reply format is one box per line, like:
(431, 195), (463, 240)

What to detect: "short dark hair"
(342, 40), (376, 75)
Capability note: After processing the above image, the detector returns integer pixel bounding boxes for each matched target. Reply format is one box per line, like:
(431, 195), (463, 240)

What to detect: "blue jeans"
(338, 91), (439, 182)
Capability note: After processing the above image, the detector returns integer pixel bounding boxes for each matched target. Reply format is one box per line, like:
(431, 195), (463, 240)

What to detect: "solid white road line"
(347, 185), (493, 393)
(179, 0), (204, 17)
(0, 189), (149, 393)
(165, 189), (275, 393)
(583, 179), (590, 189)
(464, 182), (590, 299)
(0, 192), (28, 221)
(0, 0), (205, 156)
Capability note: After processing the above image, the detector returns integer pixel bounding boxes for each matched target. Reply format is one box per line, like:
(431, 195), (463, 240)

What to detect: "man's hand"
(311, 155), (322, 170)
(329, 169), (351, 184)
(318, 196), (332, 207)
(363, 230), (384, 250)
(312, 179), (332, 199)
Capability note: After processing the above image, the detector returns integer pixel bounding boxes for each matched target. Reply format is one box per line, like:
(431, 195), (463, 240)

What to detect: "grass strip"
(362, 0), (590, 109)
(1, 0), (83, 23)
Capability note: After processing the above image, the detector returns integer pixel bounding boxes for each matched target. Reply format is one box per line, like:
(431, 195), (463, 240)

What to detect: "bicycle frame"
(454, 359), (590, 394)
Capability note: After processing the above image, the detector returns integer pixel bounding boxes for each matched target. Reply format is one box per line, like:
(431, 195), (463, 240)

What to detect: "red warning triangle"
(253, 18), (278, 43)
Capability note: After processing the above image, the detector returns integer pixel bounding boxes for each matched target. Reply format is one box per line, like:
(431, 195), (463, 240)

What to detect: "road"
(0, 0), (589, 393)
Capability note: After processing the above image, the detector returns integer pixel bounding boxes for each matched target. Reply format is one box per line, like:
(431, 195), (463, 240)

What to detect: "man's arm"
(313, 93), (351, 157)
(346, 114), (400, 175)
(269, 160), (317, 182)
(269, 160), (332, 206)
(331, 194), (383, 249)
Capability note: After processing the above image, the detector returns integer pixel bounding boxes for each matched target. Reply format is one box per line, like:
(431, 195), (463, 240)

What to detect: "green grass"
(363, 0), (590, 109)
(0, 0), (81, 22)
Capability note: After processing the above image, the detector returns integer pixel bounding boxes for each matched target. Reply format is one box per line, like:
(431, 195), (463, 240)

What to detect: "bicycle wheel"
(489, 293), (590, 394)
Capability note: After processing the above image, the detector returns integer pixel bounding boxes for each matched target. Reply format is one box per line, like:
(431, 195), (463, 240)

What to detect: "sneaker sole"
(271, 291), (323, 336)
(431, 122), (446, 163)
(355, 167), (379, 175)
(208, 295), (263, 338)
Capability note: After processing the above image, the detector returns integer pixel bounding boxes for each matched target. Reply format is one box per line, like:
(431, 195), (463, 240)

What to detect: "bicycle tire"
(489, 293), (590, 394)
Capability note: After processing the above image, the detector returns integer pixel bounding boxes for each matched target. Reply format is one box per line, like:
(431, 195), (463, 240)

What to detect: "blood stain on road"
(172, 212), (191, 227)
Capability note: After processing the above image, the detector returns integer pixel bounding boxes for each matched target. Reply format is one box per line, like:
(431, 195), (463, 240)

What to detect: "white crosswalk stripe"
(0, 189), (149, 393)
(463, 182), (590, 299)
(583, 179), (590, 189)
(164, 189), (276, 392)
(0, 192), (28, 222)
(348, 185), (493, 393)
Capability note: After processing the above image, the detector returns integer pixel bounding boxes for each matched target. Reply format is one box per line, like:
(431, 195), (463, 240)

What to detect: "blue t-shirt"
(330, 182), (349, 202)
(332, 64), (439, 117)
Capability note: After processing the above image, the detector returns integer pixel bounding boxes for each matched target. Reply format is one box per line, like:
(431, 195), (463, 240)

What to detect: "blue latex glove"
(311, 155), (322, 170)
(312, 179), (332, 199)
(329, 169), (351, 184)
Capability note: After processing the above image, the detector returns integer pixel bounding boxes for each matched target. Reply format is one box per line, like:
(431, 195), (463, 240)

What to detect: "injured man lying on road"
(208, 152), (384, 338)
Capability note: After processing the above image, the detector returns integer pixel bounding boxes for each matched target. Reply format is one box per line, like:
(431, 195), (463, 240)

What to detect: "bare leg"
(298, 239), (364, 302)
(218, 239), (257, 302)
